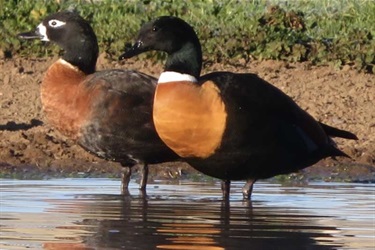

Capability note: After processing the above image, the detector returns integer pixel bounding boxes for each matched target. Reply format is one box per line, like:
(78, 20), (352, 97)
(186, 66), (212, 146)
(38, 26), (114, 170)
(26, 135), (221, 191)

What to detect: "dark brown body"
(42, 59), (178, 167)
(154, 71), (348, 182)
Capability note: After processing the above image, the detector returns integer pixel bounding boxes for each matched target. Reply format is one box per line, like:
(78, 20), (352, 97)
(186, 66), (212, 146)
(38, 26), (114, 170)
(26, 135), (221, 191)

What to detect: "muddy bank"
(0, 56), (374, 182)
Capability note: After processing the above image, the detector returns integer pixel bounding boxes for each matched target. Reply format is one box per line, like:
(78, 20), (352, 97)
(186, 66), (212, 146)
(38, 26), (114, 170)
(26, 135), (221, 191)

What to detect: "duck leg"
(139, 163), (149, 191)
(121, 166), (131, 195)
(242, 179), (256, 200)
(221, 180), (231, 200)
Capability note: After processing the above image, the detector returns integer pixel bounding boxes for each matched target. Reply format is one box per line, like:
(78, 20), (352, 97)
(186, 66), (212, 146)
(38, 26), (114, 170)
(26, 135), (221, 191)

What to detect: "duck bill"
(18, 30), (42, 40)
(119, 40), (145, 60)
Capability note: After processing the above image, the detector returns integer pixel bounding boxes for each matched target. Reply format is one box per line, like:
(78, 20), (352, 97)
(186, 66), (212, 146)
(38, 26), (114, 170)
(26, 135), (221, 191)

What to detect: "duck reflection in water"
(43, 193), (341, 249)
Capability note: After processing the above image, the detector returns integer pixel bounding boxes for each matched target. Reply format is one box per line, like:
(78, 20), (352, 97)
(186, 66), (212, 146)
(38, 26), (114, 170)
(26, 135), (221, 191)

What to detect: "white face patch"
(37, 23), (49, 41)
(37, 19), (66, 42)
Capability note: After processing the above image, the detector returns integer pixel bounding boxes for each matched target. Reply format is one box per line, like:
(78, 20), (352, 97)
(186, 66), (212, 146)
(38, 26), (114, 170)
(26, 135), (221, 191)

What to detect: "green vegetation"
(1, 0), (374, 72)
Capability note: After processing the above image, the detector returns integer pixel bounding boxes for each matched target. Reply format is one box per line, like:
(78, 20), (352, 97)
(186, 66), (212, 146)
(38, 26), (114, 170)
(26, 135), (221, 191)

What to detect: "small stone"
(342, 65), (351, 71)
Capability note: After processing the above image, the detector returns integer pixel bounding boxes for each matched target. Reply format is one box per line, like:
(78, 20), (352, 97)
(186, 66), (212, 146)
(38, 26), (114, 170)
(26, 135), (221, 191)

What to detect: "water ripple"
(0, 179), (374, 249)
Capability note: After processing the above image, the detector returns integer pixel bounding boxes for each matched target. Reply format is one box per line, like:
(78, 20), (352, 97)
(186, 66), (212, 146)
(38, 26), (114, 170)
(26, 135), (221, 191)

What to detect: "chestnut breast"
(41, 59), (98, 139)
(153, 80), (227, 158)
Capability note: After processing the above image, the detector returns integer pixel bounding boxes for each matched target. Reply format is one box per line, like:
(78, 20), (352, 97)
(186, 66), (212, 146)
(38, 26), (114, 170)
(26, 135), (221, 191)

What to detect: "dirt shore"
(0, 55), (374, 183)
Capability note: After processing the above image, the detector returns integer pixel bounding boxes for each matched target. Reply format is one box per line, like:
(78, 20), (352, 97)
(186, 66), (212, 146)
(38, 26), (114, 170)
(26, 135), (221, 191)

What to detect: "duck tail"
(319, 122), (358, 140)
(322, 143), (352, 160)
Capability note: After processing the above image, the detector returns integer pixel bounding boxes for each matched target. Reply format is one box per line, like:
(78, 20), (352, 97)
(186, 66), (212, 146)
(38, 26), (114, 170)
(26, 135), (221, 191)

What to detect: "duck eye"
(48, 19), (66, 28)
(152, 26), (158, 32)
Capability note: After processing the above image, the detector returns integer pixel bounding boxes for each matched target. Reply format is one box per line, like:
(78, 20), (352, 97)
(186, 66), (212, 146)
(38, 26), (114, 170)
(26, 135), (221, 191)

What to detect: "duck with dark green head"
(120, 16), (358, 200)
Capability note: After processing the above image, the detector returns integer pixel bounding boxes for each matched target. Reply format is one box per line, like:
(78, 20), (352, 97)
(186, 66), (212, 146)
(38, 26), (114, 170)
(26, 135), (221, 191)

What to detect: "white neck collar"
(158, 71), (198, 84)
(58, 58), (79, 71)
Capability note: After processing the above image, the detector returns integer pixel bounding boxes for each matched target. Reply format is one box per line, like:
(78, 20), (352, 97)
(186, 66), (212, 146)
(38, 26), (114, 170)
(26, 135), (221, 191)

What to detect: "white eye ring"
(48, 19), (66, 28)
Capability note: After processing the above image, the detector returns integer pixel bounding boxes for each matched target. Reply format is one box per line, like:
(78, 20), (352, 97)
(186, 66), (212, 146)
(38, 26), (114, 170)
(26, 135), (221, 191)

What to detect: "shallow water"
(0, 179), (374, 250)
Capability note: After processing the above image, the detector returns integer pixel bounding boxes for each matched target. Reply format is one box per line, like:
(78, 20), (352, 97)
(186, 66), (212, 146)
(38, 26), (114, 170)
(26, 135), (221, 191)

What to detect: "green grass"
(1, 0), (374, 72)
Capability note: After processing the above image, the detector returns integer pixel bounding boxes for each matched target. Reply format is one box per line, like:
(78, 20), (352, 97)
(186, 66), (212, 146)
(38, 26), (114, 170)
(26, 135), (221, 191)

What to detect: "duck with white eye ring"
(18, 11), (181, 195)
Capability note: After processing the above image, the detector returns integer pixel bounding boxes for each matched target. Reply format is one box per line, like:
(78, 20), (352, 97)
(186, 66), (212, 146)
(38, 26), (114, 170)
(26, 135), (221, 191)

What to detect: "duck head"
(120, 16), (202, 78)
(18, 10), (98, 74)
